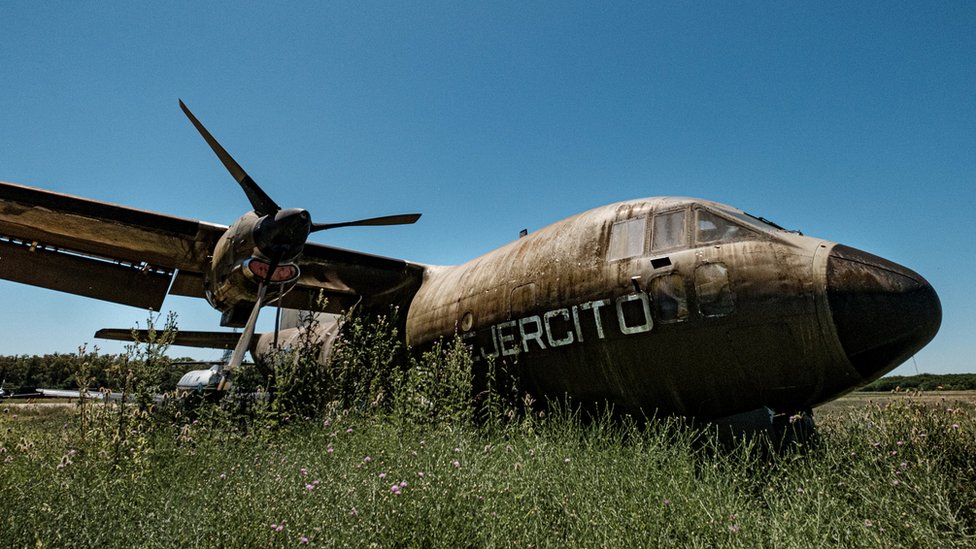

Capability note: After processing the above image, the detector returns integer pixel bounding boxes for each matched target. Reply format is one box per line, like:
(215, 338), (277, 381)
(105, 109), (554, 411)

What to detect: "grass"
(1, 393), (974, 548)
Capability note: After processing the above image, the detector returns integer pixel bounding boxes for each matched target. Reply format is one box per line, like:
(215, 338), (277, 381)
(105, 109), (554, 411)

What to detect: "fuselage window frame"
(650, 208), (689, 253)
(607, 216), (648, 262)
(695, 208), (759, 246)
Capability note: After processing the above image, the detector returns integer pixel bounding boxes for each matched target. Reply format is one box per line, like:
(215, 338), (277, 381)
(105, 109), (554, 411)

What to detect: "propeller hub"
(253, 208), (312, 262)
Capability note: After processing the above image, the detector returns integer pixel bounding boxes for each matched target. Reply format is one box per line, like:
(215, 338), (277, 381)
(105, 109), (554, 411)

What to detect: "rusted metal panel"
(0, 180), (220, 271)
(0, 237), (171, 310)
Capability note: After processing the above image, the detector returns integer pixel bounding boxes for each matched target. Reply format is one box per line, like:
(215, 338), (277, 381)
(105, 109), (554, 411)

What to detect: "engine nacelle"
(205, 212), (303, 327)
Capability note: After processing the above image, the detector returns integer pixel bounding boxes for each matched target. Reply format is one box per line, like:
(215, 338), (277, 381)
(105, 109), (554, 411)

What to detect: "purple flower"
(662, 498), (671, 507)
(379, 472), (386, 479)
(276, 525), (284, 533)
(300, 536), (309, 545)
(951, 424), (960, 429)
(729, 524), (740, 534)
(400, 480), (408, 488)
(390, 484), (401, 495)
(417, 471), (425, 477)
(452, 459), (461, 468)
(326, 447), (334, 454)
(363, 456), (372, 463)
(305, 483), (315, 491)
(346, 428), (353, 433)
(301, 467), (309, 476)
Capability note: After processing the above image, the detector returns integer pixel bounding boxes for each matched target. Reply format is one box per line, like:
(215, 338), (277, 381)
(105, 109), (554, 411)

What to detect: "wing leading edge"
(0, 180), (425, 314)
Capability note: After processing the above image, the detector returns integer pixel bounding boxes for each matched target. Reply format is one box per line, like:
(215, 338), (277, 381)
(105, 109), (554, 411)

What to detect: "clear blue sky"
(1, 2), (973, 375)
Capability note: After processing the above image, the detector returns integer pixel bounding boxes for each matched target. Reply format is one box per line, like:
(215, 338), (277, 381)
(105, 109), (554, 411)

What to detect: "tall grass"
(0, 314), (973, 547)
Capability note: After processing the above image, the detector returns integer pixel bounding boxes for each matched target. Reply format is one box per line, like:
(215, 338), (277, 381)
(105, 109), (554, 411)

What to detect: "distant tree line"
(0, 353), (195, 393)
(862, 373), (976, 392)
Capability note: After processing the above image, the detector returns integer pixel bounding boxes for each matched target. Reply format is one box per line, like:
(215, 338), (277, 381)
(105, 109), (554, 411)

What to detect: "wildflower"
(891, 480), (901, 486)
(900, 462), (908, 471)
(300, 536), (309, 545)
(379, 472), (386, 479)
(896, 440), (904, 446)
(951, 424), (960, 429)
(313, 479), (321, 486)
(662, 498), (671, 507)
(417, 471), (425, 478)
(326, 447), (334, 455)
(346, 428), (353, 433)
(363, 456), (372, 463)
(564, 457), (571, 463)
(271, 523), (278, 530)
(729, 524), (740, 534)
(390, 484), (401, 495)
(219, 473), (226, 480)
(452, 459), (460, 468)
(350, 507), (358, 516)
(301, 467), (309, 476)
(305, 484), (315, 491)
(400, 480), (408, 488)
(276, 525), (284, 533)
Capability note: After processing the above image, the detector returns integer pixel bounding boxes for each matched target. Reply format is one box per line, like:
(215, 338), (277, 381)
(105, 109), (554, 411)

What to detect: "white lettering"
(581, 299), (610, 339)
(571, 305), (583, 342)
(544, 309), (575, 347)
(615, 292), (653, 335)
(519, 315), (548, 352)
(497, 320), (519, 356)
(479, 324), (500, 360)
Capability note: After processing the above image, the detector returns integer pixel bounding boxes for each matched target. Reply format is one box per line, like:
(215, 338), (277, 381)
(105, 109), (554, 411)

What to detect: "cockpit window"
(696, 209), (756, 244)
(608, 216), (647, 261)
(651, 210), (687, 251)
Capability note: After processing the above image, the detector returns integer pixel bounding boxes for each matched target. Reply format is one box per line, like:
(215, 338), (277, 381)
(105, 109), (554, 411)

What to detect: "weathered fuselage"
(403, 197), (941, 420)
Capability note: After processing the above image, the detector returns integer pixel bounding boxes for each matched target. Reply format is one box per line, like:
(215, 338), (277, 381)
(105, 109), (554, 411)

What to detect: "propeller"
(179, 100), (421, 378)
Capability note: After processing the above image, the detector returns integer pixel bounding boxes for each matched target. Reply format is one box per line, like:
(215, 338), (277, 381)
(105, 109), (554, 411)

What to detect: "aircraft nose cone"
(826, 244), (941, 380)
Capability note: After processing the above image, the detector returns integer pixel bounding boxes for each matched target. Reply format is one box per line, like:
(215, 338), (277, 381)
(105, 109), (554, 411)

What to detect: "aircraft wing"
(37, 388), (116, 400)
(0, 180), (424, 314)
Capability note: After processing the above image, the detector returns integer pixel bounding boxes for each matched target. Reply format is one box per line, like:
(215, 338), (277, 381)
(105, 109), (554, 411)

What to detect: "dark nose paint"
(826, 245), (941, 379)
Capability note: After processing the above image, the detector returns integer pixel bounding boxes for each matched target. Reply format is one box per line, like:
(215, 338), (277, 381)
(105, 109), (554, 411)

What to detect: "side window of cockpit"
(696, 210), (753, 244)
(695, 263), (734, 317)
(608, 217), (647, 261)
(651, 210), (687, 251)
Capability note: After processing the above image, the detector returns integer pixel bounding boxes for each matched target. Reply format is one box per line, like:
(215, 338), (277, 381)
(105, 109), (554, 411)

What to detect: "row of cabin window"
(608, 208), (756, 262)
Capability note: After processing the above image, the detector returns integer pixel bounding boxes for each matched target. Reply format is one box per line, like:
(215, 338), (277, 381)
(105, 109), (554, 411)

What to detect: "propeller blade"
(311, 213), (421, 232)
(179, 100), (281, 216)
(225, 281), (269, 371)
